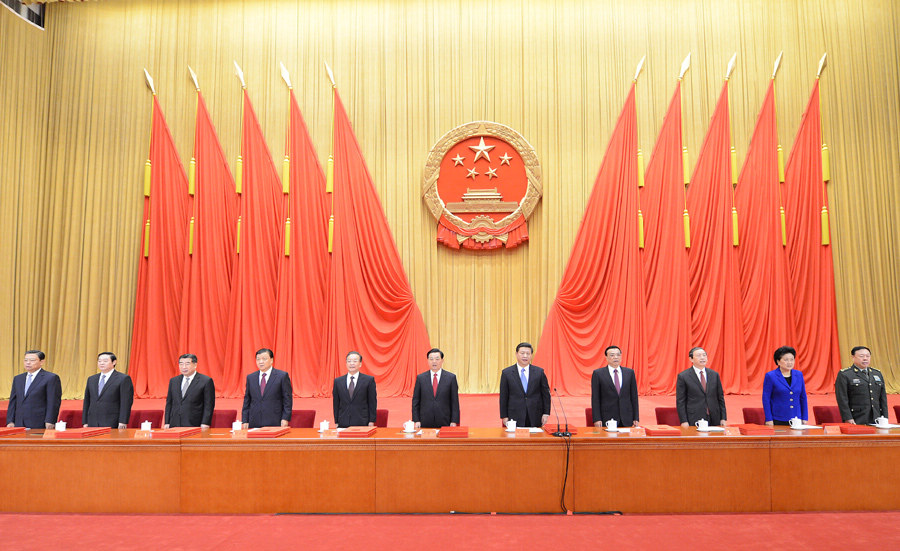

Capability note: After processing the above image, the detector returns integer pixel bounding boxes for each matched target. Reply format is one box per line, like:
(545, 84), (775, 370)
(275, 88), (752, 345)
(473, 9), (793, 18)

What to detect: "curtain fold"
(735, 81), (796, 389)
(322, 90), (431, 397)
(641, 83), (692, 395)
(178, 91), (239, 396)
(273, 90), (330, 397)
(784, 81), (842, 393)
(222, 91), (284, 397)
(686, 82), (748, 394)
(535, 84), (646, 396)
(129, 95), (189, 398)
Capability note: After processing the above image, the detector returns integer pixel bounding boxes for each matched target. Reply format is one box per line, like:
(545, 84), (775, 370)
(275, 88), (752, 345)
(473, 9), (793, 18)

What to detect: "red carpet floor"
(21, 392), (900, 427)
(1, 512), (898, 550)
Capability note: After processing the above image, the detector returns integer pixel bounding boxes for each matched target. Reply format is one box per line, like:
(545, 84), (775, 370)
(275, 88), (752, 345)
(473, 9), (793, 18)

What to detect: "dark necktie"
(348, 376), (355, 399)
(614, 369), (621, 395)
(260, 373), (267, 395)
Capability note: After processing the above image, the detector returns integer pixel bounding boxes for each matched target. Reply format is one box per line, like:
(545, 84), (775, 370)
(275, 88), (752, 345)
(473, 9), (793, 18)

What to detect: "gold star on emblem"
(466, 167), (479, 180)
(499, 153), (512, 166)
(452, 154), (465, 166)
(485, 167), (498, 179)
(469, 137), (495, 163)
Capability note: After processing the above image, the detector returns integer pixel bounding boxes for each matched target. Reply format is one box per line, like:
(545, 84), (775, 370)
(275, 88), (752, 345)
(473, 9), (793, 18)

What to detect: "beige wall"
(1, 0), (898, 397)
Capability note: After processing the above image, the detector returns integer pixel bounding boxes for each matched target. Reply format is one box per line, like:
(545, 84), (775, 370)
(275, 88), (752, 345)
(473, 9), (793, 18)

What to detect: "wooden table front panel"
(374, 429), (573, 513)
(770, 435), (900, 511)
(0, 431), (181, 513)
(179, 430), (376, 513)
(573, 432), (771, 513)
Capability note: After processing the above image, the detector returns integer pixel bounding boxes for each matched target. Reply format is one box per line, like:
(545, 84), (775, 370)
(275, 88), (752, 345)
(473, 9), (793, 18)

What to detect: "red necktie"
(260, 372), (267, 395)
(614, 369), (621, 395)
(433, 373), (438, 397)
(700, 370), (707, 393)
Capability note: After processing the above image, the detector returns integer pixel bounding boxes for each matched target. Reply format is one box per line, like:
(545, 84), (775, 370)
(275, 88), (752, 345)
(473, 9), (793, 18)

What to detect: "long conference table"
(2, 426), (899, 514)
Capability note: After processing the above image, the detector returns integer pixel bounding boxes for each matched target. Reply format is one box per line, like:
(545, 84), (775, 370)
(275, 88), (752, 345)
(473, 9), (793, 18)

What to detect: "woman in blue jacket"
(762, 346), (808, 426)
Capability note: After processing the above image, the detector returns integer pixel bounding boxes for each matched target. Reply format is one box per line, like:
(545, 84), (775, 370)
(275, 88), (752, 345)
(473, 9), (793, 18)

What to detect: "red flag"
(222, 91), (284, 397)
(784, 80), (841, 392)
(735, 82), (796, 388)
(322, 90), (430, 397)
(179, 92), (239, 395)
(129, 96), (190, 397)
(535, 84), (646, 396)
(687, 81), (747, 394)
(274, 91), (330, 397)
(641, 83), (692, 395)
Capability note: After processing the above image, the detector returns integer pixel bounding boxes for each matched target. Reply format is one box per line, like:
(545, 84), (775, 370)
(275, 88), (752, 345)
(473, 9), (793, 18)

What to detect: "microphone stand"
(552, 388), (571, 437)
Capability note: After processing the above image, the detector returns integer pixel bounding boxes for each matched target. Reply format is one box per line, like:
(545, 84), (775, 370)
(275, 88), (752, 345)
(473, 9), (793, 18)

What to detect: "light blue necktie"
(24, 373), (34, 396)
(98, 374), (106, 395)
(520, 368), (528, 392)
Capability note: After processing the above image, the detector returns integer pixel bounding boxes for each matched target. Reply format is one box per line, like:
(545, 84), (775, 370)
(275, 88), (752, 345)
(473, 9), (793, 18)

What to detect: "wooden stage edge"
(2, 427), (899, 514)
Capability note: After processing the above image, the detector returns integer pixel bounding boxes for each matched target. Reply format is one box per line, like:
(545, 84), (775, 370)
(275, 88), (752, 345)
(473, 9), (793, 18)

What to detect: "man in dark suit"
(412, 348), (460, 429)
(499, 342), (551, 428)
(83, 352), (134, 429)
(241, 348), (292, 429)
(164, 353), (216, 429)
(676, 347), (727, 427)
(835, 346), (888, 425)
(333, 351), (377, 428)
(591, 345), (639, 427)
(6, 350), (62, 429)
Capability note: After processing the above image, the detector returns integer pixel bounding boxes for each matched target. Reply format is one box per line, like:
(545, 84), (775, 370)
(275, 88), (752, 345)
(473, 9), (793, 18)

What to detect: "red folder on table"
(736, 424), (775, 436)
(0, 427), (27, 437)
(54, 427), (111, 439)
(642, 424), (682, 436)
(246, 427), (291, 438)
(338, 427), (377, 438)
(437, 426), (469, 438)
(151, 427), (202, 439)
(822, 423), (877, 435)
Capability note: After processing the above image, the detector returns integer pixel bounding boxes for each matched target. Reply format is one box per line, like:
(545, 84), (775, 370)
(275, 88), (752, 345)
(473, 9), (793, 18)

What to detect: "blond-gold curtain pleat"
(1, 0), (899, 398)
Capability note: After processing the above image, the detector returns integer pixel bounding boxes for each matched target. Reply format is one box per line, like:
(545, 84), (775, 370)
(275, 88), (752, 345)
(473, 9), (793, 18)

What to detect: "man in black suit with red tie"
(83, 352), (134, 429)
(676, 347), (727, 427)
(412, 348), (460, 429)
(241, 348), (292, 429)
(333, 351), (377, 428)
(6, 350), (62, 429)
(591, 345), (640, 427)
(499, 342), (551, 428)
(164, 353), (216, 429)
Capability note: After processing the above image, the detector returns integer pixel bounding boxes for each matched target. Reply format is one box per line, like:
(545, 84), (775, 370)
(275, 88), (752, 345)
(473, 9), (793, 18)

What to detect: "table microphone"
(552, 387), (571, 437)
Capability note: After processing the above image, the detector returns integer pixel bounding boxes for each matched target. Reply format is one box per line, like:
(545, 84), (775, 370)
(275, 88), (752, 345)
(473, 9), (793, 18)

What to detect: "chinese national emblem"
(423, 121), (542, 250)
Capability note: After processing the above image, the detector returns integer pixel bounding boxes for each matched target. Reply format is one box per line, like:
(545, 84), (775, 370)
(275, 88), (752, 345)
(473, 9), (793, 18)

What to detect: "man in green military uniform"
(835, 346), (888, 425)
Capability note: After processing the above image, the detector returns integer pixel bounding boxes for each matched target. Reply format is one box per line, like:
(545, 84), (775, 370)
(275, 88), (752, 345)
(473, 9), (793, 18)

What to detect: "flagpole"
(678, 53), (691, 249)
(725, 53), (739, 247)
(325, 61), (336, 253)
(142, 69), (156, 258)
(634, 56), (646, 249)
(816, 53), (830, 245)
(234, 61), (246, 254)
(187, 66), (201, 255)
(771, 52), (788, 247)
(280, 62), (293, 256)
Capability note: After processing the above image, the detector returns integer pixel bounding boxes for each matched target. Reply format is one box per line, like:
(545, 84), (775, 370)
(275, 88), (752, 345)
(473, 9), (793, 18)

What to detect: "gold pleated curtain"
(1, 0), (899, 398)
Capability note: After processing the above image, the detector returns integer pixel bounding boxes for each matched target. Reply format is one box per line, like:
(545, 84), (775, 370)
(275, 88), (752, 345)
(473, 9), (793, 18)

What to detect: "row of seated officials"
(5, 343), (893, 431)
